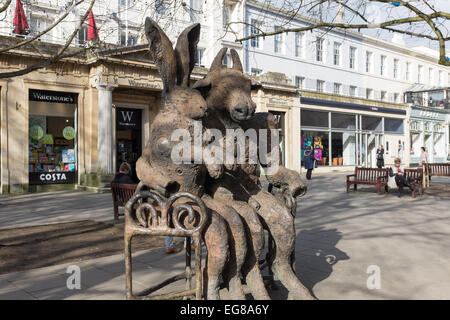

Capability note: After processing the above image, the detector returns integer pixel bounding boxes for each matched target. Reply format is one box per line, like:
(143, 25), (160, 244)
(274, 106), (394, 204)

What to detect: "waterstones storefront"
(28, 89), (78, 187)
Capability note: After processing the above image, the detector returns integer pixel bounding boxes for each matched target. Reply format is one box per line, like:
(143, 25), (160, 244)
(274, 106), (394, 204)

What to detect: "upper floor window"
(366, 88), (373, 100)
(295, 32), (304, 57)
(30, 17), (52, 42)
(380, 91), (387, 101)
(394, 93), (400, 103)
(189, 0), (202, 22)
(195, 48), (204, 67)
(316, 38), (324, 62)
(380, 55), (386, 76)
(333, 42), (341, 66)
(222, 5), (231, 29)
(295, 76), (304, 89)
(350, 86), (357, 97)
(121, 0), (135, 6)
(78, 26), (88, 45)
(316, 80), (325, 93)
(439, 70), (444, 86)
(365, 51), (372, 73)
(418, 65), (423, 83)
(274, 26), (283, 53)
(406, 62), (411, 81)
(333, 83), (342, 95)
(250, 19), (261, 48)
(120, 32), (137, 46)
(393, 59), (399, 79)
(349, 47), (356, 69)
(429, 68), (434, 84)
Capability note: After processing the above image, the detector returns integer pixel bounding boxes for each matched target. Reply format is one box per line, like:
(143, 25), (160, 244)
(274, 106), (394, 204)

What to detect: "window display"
(28, 90), (77, 185)
(301, 131), (329, 166)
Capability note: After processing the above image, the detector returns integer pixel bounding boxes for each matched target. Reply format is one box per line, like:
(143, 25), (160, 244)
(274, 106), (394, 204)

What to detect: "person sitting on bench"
(113, 162), (137, 185)
(389, 158), (412, 196)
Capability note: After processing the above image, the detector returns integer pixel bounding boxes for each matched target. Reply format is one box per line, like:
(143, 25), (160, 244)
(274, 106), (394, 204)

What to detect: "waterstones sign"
(29, 90), (78, 104)
(116, 108), (142, 130)
(29, 172), (77, 185)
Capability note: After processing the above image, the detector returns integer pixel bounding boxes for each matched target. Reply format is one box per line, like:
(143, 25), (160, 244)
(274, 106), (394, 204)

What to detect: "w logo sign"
(117, 108), (141, 130)
(121, 111), (134, 122)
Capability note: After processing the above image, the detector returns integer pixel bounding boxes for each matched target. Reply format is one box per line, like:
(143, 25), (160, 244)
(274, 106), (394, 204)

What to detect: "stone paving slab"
(0, 173), (449, 299)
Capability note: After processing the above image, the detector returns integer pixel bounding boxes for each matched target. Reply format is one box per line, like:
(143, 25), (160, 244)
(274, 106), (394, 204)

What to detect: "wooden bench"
(404, 169), (424, 198)
(425, 163), (450, 178)
(346, 167), (389, 194)
(111, 183), (137, 222)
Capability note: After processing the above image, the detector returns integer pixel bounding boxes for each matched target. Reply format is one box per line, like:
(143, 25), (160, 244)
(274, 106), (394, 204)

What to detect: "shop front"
(300, 97), (407, 171)
(28, 89), (78, 189)
(409, 107), (449, 165)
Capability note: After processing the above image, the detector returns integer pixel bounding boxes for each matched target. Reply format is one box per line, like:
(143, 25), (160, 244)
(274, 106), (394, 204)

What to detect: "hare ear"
(145, 17), (176, 93)
(175, 23), (201, 87)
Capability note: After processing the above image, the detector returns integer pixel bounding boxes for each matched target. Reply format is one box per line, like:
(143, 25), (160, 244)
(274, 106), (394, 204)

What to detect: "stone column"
(96, 83), (117, 175)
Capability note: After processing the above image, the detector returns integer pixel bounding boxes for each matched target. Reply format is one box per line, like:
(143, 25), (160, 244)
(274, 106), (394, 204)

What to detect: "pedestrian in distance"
(419, 146), (431, 182)
(376, 144), (385, 168)
(303, 145), (315, 180)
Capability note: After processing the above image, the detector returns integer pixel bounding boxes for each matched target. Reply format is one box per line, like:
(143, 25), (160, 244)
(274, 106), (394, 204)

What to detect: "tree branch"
(0, 0), (96, 78)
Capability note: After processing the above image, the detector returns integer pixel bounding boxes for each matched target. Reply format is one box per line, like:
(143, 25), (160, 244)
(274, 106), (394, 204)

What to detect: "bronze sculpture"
(129, 17), (313, 300)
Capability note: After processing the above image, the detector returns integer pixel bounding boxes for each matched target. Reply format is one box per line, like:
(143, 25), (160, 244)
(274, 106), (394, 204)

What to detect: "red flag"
(13, 0), (29, 35)
(87, 11), (98, 41)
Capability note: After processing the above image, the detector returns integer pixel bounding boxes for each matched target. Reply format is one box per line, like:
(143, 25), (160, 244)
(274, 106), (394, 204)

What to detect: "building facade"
(244, 0), (449, 171)
(0, 1), (448, 193)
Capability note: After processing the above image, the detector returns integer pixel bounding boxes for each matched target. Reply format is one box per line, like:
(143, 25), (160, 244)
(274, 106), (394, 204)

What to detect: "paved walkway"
(0, 173), (449, 299)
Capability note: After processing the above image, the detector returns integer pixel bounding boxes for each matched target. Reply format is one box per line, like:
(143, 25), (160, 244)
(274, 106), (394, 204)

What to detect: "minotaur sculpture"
(131, 17), (312, 300)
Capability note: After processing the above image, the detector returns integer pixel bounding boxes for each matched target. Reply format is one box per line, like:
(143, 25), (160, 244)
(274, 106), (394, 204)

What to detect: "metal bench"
(346, 167), (389, 194)
(124, 183), (208, 300)
(111, 183), (137, 222)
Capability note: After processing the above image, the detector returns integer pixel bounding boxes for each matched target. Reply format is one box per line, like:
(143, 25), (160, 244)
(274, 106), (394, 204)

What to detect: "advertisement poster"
(62, 149), (75, 163)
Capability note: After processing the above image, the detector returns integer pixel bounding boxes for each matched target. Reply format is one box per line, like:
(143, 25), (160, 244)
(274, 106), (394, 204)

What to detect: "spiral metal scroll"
(124, 188), (209, 237)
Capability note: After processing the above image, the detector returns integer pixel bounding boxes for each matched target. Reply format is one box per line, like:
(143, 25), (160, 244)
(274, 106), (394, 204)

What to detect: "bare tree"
(230, 0), (450, 66)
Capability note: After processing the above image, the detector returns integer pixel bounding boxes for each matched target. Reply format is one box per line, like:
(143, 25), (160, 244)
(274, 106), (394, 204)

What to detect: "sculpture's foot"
(272, 262), (315, 300)
(202, 209), (229, 300)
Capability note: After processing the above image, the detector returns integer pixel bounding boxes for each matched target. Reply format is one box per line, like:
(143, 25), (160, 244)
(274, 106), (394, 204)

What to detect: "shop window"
(301, 109), (328, 128)
(331, 113), (355, 130)
(331, 132), (356, 166)
(29, 90), (78, 185)
(361, 116), (382, 131)
(385, 118), (404, 134)
(301, 131), (329, 166)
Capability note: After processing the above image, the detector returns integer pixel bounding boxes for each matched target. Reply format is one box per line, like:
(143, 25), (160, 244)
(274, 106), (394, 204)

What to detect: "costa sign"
(29, 172), (77, 185)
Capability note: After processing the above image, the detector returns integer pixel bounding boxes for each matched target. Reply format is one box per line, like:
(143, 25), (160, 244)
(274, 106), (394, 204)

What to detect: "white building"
(244, 0), (450, 170)
(0, 0), (448, 178)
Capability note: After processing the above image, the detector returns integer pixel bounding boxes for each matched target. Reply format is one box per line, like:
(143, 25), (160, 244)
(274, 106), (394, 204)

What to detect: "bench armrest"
(346, 174), (355, 180)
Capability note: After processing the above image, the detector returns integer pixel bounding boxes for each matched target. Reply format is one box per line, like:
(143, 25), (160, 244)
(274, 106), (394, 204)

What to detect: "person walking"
(303, 146), (315, 180)
(376, 144), (385, 168)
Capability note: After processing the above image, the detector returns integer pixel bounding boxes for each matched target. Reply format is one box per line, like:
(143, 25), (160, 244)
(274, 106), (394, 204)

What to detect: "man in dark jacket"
(112, 162), (136, 184)
(303, 146), (315, 180)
